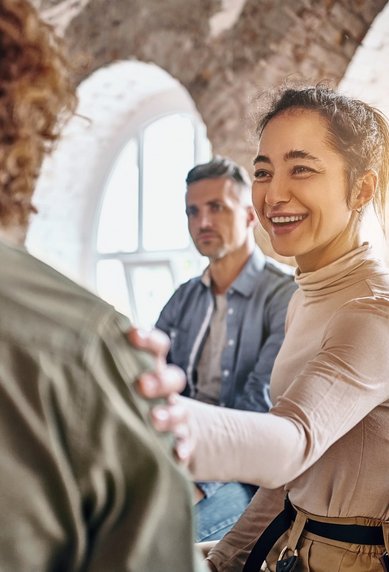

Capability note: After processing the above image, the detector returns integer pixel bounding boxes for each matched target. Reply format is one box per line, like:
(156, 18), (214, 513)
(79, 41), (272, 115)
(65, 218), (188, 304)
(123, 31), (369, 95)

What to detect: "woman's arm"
(206, 487), (285, 571)
(131, 297), (389, 487)
(187, 297), (389, 486)
(185, 397), (304, 488)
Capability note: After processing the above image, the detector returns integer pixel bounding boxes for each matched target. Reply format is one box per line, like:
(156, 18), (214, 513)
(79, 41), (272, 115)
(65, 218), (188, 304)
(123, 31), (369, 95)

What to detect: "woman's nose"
(264, 175), (291, 206)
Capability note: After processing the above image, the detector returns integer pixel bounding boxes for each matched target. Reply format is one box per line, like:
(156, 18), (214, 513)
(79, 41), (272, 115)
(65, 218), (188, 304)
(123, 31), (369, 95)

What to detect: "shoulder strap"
(243, 496), (294, 571)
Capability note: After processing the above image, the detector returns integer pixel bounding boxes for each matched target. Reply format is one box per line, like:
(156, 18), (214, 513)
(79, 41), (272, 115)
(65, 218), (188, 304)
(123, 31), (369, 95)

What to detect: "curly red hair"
(0, 0), (76, 230)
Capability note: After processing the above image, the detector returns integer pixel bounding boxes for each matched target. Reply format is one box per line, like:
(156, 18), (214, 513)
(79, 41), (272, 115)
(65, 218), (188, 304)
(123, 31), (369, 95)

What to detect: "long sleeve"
(206, 487), (285, 571)
(188, 296), (389, 490)
(186, 397), (303, 488)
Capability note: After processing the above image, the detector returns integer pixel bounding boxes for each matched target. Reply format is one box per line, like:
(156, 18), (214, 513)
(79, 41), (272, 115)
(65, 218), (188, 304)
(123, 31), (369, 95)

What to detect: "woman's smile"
(266, 211), (308, 235)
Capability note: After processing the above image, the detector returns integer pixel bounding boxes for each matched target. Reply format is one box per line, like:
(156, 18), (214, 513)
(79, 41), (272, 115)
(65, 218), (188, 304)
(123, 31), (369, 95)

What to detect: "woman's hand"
(128, 327), (193, 463)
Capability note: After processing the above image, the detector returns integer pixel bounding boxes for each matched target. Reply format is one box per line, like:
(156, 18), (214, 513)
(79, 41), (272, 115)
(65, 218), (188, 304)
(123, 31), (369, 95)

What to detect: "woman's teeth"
(271, 215), (305, 224)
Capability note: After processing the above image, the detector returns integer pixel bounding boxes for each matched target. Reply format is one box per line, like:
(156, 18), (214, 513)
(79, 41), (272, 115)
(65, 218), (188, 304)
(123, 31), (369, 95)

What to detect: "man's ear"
(350, 170), (377, 211)
(246, 205), (258, 227)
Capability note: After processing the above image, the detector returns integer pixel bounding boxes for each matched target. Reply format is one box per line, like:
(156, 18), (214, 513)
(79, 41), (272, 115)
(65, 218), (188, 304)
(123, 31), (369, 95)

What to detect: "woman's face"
(252, 109), (358, 272)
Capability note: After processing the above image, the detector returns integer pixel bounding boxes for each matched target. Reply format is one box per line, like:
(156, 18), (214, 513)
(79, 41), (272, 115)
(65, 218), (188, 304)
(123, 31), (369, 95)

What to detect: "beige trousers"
(263, 504), (389, 572)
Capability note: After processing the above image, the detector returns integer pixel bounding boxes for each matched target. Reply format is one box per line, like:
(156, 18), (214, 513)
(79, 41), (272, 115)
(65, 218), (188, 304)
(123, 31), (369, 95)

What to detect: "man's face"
(185, 177), (254, 261)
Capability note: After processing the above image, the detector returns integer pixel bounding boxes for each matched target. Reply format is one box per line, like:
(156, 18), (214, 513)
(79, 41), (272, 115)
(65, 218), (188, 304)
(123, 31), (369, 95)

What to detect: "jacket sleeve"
(155, 288), (181, 364)
(69, 311), (203, 571)
(234, 280), (296, 412)
(155, 291), (177, 338)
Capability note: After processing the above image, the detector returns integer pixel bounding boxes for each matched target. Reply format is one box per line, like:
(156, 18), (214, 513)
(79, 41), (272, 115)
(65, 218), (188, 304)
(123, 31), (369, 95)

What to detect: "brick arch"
(27, 60), (204, 285)
(30, 0), (389, 273)
(38, 0), (388, 173)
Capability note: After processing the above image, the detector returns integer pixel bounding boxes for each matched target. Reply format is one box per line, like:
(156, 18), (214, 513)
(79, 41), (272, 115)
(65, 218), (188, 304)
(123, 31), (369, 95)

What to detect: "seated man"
(0, 2), (204, 570)
(156, 156), (297, 541)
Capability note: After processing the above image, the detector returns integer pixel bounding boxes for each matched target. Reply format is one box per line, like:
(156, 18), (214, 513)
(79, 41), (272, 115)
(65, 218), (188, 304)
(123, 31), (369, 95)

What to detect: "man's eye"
(210, 204), (223, 212)
(185, 209), (197, 217)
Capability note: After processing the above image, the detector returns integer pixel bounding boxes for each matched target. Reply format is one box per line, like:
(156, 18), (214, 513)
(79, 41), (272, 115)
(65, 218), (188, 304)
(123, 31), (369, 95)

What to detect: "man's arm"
(154, 287), (182, 363)
(155, 293), (176, 339)
(234, 280), (296, 412)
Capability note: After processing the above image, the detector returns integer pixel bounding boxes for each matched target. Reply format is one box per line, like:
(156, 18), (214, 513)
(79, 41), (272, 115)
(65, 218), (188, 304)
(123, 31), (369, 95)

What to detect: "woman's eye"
(292, 165), (314, 175)
(254, 169), (271, 180)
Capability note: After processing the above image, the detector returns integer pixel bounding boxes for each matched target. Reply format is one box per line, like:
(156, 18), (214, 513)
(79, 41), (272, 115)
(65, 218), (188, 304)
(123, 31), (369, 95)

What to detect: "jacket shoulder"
(0, 243), (117, 353)
(168, 274), (205, 301)
(263, 256), (296, 281)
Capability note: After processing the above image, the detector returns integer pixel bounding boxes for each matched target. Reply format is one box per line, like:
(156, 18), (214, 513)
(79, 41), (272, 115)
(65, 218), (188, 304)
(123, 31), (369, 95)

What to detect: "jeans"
(195, 482), (257, 542)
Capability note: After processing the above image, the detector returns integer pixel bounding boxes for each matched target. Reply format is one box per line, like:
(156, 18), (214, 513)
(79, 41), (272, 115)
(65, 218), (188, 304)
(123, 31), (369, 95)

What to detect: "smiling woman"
(171, 84), (389, 572)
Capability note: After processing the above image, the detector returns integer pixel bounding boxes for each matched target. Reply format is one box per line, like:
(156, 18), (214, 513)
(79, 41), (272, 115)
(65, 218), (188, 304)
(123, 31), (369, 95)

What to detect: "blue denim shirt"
(156, 248), (297, 412)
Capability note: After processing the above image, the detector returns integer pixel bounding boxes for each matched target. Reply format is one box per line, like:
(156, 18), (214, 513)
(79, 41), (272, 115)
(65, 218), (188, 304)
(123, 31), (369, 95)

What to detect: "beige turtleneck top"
(187, 244), (389, 571)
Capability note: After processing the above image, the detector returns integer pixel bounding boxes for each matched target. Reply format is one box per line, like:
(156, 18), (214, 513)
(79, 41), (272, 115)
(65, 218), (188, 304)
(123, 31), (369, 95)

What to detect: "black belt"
(243, 497), (384, 572)
(303, 510), (384, 545)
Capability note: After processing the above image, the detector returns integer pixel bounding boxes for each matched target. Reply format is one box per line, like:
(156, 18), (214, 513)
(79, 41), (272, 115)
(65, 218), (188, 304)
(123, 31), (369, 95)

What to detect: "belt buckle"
(276, 546), (299, 571)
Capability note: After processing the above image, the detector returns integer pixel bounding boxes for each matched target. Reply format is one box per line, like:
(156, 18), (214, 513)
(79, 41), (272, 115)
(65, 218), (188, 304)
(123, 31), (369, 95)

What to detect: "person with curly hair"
(0, 0), (76, 237)
(0, 2), (205, 570)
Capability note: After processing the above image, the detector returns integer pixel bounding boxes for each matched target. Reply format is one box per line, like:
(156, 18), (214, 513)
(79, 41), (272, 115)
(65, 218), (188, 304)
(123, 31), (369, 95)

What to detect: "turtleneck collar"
(295, 243), (385, 296)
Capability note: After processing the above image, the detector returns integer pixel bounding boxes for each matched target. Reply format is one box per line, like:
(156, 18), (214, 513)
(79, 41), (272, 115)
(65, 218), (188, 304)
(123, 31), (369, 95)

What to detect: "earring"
(355, 206), (364, 221)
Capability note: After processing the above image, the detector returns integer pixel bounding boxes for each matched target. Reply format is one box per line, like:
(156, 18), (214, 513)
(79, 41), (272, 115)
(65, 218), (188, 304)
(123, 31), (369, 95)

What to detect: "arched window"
(28, 61), (210, 328)
(96, 113), (210, 327)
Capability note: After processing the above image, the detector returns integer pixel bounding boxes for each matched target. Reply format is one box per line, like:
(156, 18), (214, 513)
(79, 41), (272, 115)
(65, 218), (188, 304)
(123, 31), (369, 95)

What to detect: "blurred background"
(28, 0), (389, 328)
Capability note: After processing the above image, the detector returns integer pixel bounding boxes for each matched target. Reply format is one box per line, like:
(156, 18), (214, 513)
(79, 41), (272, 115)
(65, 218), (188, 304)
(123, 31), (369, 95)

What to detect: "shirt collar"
(200, 247), (266, 297)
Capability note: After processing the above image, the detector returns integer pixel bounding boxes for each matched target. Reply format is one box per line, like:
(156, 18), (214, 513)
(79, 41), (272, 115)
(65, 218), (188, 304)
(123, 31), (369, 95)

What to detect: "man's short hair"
(186, 156), (251, 191)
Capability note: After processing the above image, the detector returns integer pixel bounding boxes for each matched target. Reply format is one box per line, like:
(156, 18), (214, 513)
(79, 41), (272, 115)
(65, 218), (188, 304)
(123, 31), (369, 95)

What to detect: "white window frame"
(94, 108), (210, 326)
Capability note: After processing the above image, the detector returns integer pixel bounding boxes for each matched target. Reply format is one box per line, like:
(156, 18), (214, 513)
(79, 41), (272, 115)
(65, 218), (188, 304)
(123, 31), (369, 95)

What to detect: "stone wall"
(35, 0), (387, 174)
(30, 0), (389, 266)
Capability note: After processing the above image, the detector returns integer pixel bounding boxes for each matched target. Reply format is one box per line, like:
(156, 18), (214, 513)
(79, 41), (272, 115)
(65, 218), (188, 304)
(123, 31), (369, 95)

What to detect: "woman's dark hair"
(256, 84), (389, 231)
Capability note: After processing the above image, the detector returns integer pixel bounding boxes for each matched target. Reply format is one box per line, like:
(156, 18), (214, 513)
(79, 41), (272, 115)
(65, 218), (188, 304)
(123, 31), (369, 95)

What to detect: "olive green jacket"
(0, 239), (204, 572)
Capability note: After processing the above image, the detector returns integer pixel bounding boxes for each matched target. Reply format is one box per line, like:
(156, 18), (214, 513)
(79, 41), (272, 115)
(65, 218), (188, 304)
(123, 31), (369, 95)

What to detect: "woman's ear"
(350, 170), (378, 211)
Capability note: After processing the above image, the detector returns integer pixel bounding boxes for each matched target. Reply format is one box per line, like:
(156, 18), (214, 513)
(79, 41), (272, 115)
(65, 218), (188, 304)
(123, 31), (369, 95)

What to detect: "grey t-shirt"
(196, 293), (227, 405)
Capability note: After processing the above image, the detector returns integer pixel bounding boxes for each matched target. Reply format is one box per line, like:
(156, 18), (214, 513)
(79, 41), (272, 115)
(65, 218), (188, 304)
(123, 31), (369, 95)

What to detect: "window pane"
(173, 251), (208, 285)
(96, 259), (133, 320)
(129, 264), (174, 329)
(142, 115), (194, 251)
(97, 139), (139, 253)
